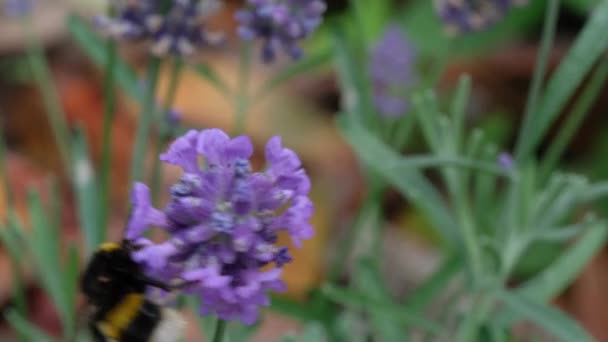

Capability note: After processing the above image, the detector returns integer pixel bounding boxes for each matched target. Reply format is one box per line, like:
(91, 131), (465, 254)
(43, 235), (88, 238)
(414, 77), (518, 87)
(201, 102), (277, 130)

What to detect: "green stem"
(515, 0), (560, 162)
(0, 121), (13, 207)
(540, 58), (608, 178)
(580, 182), (608, 203)
(98, 39), (117, 243)
(130, 57), (162, 184)
(10, 259), (27, 342)
(452, 181), (482, 282)
(388, 156), (512, 178)
(233, 42), (252, 136)
(21, 17), (71, 170)
(211, 319), (227, 342)
(328, 174), (383, 282)
(151, 58), (183, 205)
(455, 294), (493, 342)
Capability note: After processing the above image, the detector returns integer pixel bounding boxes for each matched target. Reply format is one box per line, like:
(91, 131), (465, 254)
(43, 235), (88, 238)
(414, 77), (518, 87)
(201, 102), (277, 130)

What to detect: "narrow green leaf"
(0, 221), (23, 264)
(5, 311), (55, 342)
(330, 24), (373, 123)
(321, 284), (441, 334)
(298, 322), (328, 342)
(515, 0), (608, 160)
(404, 253), (462, 312)
(450, 74), (472, 149)
(338, 117), (458, 245)
(516, 222), (607, 302)
(496, 290), (592, 341)
(412, 92), (441, 152)
(353, 258), (389, 300)
(351, 0), (392, 45)
(540, 57), (608, 177)
(191, 63), (231, 99)
(64, 244), (80, 317)
(563, 0), (599, 14)
(66, 15), (143, 102)
(353, 258), (403, 342)
(332, 312), (368, 342)
(27, 190), (72, 334)
(71, 128), (102, 254)
(388, 155), (509, 177)
(533, 221), (591, 242)
(270, 295), (319, 322)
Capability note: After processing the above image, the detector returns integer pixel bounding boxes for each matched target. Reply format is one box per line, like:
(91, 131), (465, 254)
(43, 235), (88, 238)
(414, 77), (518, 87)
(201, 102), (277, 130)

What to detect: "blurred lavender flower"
(96, 0), (223, 56)
(127, 128), (314, 324)
(434, 0), (528, 34)
(498, 152), (514, 170)
(236, 0), (327, 63)
(3, 0), (33, 16)
(369, 24), (416, 118)
(166, 108), (181, 126)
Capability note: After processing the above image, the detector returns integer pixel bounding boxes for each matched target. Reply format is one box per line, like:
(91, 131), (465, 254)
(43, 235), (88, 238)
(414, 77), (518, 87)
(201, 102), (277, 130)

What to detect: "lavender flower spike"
(4, 0), (33, 16)
(369, 24), (417, 118)
(127, 128), (314, 324)
(434, 0), (529, 34)
(96, 0), (223, 56)
(236, 0), (327, 63)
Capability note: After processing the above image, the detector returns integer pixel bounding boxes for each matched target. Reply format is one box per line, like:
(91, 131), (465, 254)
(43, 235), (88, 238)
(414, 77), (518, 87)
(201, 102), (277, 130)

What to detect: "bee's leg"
(88, 320), (107, 342)
(135, 274), (172, 291)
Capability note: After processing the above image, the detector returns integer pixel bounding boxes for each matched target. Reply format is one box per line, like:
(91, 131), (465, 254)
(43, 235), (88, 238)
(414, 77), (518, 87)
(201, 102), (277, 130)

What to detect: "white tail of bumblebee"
(151, 309), (186, 342)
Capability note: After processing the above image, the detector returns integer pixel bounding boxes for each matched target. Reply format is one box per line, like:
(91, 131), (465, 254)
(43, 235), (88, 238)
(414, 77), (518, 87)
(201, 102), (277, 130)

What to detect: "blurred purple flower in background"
(96, 0), (222, 56)
(127, 128), (314, 324)
(4, 0), (33, 16)
(498, 152), (514, 170)
(434, 0), (528, 34)
(369, 24), (417, 118)
(236, 0), (327, 63)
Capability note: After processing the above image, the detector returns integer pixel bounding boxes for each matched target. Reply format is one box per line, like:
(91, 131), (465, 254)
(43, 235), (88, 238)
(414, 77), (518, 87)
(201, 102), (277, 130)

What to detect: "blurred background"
(1, 0), (608, 340)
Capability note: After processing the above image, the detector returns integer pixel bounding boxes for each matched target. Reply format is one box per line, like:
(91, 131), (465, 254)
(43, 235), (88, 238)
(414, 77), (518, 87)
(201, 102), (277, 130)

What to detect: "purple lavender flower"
(235, 0), (327, 63)
(369, 24), (416, 118)
(127, 128), (314, 324)
(4, 0), (33, 16)
(434, 0), (528, 34)
(498, 152), (514, 170)
(96, 0), (223, 56)
(166, 108), (181, 126)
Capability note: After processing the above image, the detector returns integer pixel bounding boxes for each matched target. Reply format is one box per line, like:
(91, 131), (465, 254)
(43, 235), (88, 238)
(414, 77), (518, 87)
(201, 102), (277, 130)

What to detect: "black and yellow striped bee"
(81, 239), (184, 342)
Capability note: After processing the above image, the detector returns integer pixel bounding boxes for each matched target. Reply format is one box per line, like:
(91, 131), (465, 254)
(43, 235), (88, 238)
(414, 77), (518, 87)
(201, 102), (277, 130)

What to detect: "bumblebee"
(81, 239), (185, 342)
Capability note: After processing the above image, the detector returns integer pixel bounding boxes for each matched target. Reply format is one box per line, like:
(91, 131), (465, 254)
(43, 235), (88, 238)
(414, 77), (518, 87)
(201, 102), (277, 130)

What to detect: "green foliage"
(71, 128), (102, 254)
(495, 290), (593, 341)
(2, 0), (608, 341)
(515, 0), (608, 161)
(67, 15), (143, 103)
(26, 190), (78, 337)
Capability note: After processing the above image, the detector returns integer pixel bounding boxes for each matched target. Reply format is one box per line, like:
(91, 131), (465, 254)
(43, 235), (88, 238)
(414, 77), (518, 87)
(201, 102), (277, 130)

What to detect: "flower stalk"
(151, 57), (184, 205)
(212, 319), (227, 342)
(98, 38), (117, 240)
(233, 42), (252, 136)
(130, 57), (162, 184)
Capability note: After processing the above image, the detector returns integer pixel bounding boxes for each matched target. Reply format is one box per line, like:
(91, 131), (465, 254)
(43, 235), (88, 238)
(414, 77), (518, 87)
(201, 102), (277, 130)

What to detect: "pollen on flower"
(126, 128), (314, 324)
